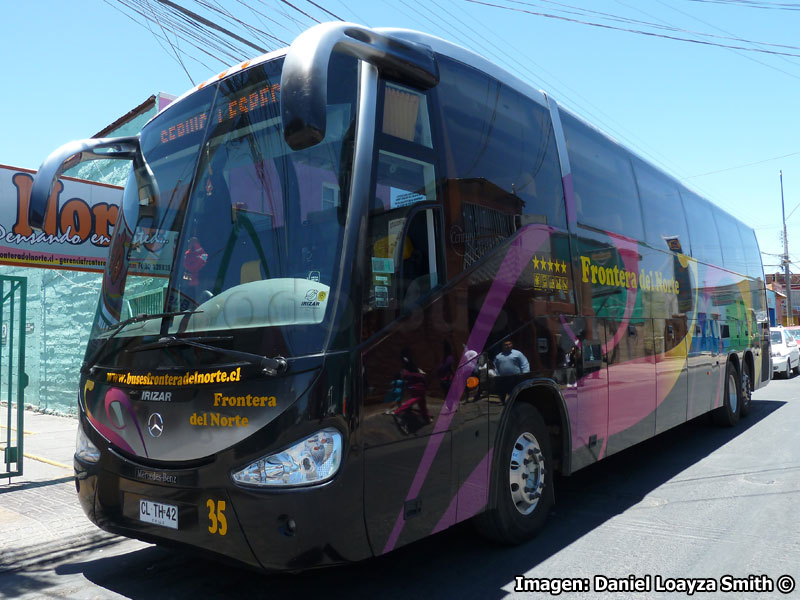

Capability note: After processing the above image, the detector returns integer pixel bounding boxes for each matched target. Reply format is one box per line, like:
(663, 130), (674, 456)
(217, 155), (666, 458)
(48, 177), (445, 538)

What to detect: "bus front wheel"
(714, 360), (741, 427)
(475, 403), (554, 544)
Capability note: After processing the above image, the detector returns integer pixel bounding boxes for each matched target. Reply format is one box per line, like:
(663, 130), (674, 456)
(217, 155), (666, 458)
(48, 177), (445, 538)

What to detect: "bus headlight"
(232, 428), (342, 487)
(75, 421), (101, 463)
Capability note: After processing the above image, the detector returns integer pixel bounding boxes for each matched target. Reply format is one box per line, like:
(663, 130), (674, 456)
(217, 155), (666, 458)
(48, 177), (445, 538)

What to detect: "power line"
(536, 0), (800, 54)
(257, 0), (314, 32)
(684, 0), (800, 10)
(117, 0), (253, 63)
(684, 151), (800, 179)
(304, 0), (343, 21)
(197, 0), (286, 47)
(276, 0), (321, 23)
(331, 0), (370, 25)
(233, 0), (294, 38)
(104, 0), (221, 70)
(146, 0), (196, 84)
(655, 0), (800, 79)
(463, 0), (800, 58)
(154, 0), (268, 53)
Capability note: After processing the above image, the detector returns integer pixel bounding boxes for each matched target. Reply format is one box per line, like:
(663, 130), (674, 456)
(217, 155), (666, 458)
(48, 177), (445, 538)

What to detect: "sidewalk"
(0, 409), (127, 574)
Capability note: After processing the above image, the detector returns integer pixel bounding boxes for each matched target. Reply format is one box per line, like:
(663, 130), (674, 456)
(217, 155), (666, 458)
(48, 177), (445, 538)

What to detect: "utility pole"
(781, 170), (793, 325)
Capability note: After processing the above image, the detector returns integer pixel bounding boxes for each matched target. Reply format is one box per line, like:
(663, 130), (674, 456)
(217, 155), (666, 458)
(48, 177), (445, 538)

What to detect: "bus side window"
(363, 207), (444, 328)
(632, 158), (691, 253)
(682, 190), (724, 267)
(560, 110), (643, 239)
(714, 211), (747, 275)
(435, 57), (565, 274)
(362, 148), (440, 337)
(400, 208), (444, 310)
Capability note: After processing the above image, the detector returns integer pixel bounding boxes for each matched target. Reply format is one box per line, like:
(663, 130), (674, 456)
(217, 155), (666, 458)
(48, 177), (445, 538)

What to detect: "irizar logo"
(147, 413), (164, 438)
(141, 390), (172, 402)
(301, 289), (325, 307)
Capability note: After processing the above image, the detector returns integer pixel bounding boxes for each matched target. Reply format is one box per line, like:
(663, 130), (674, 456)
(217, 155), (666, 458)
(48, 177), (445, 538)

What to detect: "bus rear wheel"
(475, 403), (554, 544)
(740, 365), (752, 417)
(714, 360), (741, 427)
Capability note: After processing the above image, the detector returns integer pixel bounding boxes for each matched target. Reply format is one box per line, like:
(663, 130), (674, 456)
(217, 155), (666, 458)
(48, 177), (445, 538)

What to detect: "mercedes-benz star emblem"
(147, 413), (164, 438)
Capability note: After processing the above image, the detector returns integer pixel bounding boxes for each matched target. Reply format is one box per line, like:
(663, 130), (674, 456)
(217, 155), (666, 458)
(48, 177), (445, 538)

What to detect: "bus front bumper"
(74, 449), (371, 572)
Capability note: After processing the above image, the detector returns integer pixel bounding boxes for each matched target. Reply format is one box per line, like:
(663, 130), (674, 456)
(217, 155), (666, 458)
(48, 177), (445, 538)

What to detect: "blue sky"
(2, 0), (799, 270)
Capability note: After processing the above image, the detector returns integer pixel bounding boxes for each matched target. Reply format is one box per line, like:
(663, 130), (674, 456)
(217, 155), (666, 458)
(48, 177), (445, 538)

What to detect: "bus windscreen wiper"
(129, 335), (288, 376)
(81, 310), (202, 376)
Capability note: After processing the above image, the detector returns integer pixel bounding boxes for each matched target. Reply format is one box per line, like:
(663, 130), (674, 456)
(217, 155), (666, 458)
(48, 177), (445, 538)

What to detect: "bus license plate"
(139, 499), (178, 529)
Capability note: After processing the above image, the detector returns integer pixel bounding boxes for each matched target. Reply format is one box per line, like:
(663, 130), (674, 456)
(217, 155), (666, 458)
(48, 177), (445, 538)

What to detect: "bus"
(29, 22), (770, 571)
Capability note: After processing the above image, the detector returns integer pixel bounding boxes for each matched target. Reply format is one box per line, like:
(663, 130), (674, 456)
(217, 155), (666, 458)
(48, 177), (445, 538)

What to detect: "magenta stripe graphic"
(87, 414), (137, 455)
(381, 225), (552, 554)
(104, 387), (149, 457)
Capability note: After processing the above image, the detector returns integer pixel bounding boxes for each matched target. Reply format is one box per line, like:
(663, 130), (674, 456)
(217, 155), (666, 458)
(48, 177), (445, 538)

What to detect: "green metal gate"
(1, 275), (28, 479)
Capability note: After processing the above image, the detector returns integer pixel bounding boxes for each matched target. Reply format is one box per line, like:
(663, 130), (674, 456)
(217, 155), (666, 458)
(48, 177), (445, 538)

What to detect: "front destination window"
(87, 55), (358, 367)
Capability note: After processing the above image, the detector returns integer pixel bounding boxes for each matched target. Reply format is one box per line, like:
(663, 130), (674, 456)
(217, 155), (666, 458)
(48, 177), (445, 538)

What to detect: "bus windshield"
(89, 54), (358, 361)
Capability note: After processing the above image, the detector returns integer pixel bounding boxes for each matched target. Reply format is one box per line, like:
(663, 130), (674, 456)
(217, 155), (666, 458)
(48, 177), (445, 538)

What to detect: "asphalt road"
(3, 378), (799, 599)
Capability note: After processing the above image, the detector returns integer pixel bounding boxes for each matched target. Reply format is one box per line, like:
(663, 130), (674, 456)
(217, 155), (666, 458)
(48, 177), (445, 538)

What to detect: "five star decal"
(532, 256), (568, 273)
(531, 256), (570, 292)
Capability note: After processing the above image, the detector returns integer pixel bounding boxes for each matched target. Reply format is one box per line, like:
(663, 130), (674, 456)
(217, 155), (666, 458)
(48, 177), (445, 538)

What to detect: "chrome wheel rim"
(728, 371), (739, 414)
(509, 432), (545, 515)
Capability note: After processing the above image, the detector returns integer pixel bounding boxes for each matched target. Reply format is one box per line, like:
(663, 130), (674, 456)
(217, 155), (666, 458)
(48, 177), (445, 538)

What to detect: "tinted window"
(437, 57), (566, 236)
(632, 158), (690, 253)
(362, 80), (444, 338)
(560, 111), (643, 239)
(714, 211), (746, 274)
(738, 223), (763, 280)
(681, 190), (723, 266)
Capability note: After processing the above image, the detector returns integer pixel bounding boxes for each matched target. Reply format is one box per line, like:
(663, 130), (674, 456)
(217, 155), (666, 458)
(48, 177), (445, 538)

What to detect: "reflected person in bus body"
(494, 339), (530, 404)
(494, 339), (530, 376)
(392, 347), (432, 429)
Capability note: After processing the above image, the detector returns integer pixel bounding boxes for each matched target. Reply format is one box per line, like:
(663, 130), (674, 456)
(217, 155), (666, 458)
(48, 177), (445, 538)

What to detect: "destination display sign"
(159, 82), (281, 146)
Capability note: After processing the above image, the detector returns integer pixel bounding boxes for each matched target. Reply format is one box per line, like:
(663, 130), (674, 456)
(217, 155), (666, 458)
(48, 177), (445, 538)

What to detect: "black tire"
(786, 361), (792, 380)
(740, 364), (753, 418)
(474, 403), (554, 544)
(714, 360), (741, 427)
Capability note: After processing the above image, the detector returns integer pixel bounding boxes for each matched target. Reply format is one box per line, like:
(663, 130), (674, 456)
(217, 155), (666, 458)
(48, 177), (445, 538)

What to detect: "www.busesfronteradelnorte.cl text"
(106, 368), (242, 386)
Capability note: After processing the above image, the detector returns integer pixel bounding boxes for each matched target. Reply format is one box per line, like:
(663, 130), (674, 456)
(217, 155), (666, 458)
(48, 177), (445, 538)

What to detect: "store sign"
(0, 165), (123, 273)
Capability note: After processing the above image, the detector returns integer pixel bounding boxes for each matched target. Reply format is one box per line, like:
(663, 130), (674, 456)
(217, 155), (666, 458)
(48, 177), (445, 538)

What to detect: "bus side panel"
(361, 225), (576, 553)
(687, 310), (718, 419)
(654, 316), (690, 434)
(360, 294), (459, 555)
(569, 317), (608, 473)
(604, 318), (656, 457)
(574, 229), (658, 459)
(572, 229), (703, 457)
